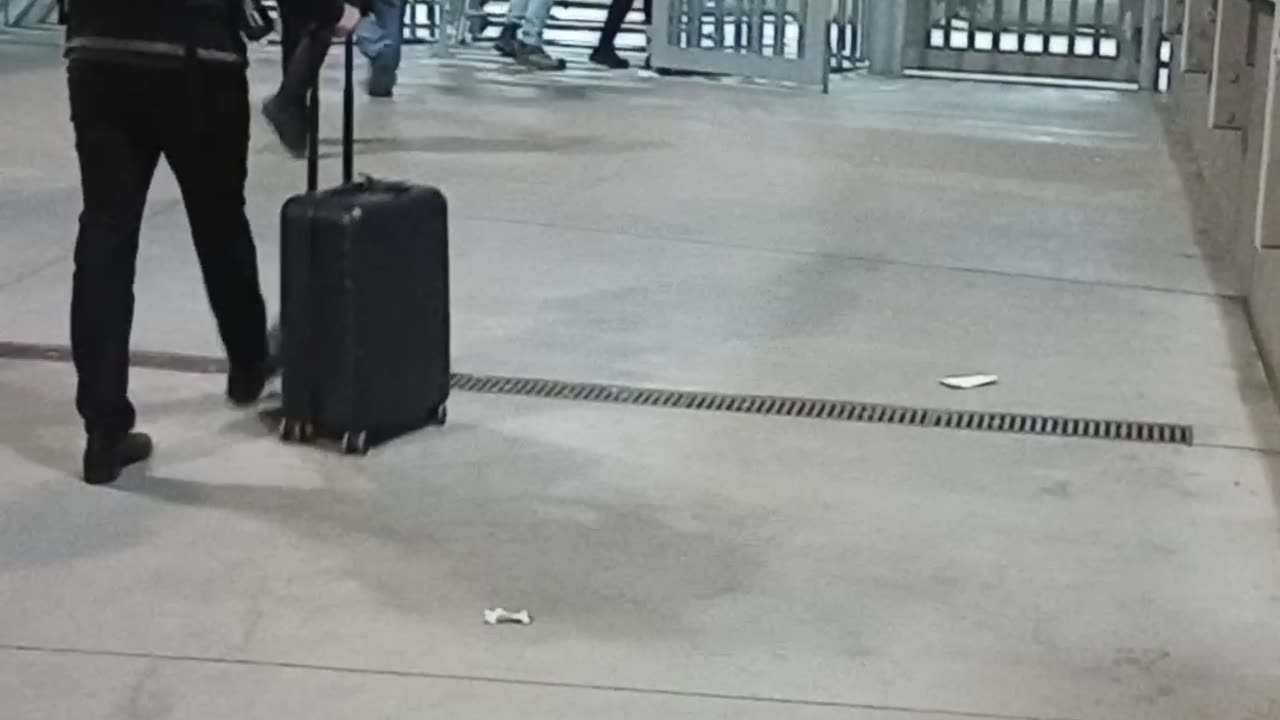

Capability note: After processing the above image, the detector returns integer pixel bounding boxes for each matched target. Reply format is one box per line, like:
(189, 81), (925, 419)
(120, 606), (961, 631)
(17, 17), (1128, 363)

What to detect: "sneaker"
(493, 22), (519, 58)
(83, 431), (153, 486)
(261, 96), (307, 158)
(515, 41), (566, 71)
(590, 47), (630, 69)
(367, 54), (397, 98)
(367, 70), (396, 98)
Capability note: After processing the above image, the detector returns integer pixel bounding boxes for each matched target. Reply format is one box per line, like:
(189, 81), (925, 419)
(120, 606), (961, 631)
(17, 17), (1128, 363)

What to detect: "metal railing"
(900, 0), (1155, 84)
(257, 0), (865, 71)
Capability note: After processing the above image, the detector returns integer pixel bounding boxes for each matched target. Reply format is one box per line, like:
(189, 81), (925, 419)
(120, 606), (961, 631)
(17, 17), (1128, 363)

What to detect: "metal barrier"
(257, 0), (864, 82)
(900, 0), (1159, 85)
(2, 0), (56, 27)
(257, 0), (652, 52)
(648, 0), (835, 87)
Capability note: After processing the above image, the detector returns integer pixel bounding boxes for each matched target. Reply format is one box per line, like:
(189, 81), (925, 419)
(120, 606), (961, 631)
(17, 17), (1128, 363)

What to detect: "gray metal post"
(1138, 0), (1160, 89)
(1179, 0), (1213, 73)
(1209, 0), (1250, 128)
(1255, 7), (1280, 249)
(865, 0), (908, 76)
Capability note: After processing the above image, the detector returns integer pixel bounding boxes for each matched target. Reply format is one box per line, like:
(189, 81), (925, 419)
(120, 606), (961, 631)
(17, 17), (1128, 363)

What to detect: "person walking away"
(61, 0), (275, 485)
(354, 0), (405, 97)
(492, 0), (566, 70)
(591, 0), (650, 68)
(263, 0), (362, 156)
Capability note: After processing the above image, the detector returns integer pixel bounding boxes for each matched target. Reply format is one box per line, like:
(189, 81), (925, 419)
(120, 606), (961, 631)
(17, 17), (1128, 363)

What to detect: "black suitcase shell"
(277, 38), (449, 455)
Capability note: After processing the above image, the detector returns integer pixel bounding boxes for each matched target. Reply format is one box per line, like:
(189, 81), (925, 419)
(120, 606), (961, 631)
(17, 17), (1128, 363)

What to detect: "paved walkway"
(1, 34), (1278, 720)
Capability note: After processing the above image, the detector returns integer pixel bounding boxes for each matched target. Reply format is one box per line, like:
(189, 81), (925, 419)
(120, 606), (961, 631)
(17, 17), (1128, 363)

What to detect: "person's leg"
(278, 0), (305, 68)
(592, 0), (632, 67)
(357, 0), (405, 96)
(67, 61), (161, 484)
(264, 19), (336, 156)
(162, 67), (272, 404)
(515, 0), (565, 70)
(494, 0), (529, 57)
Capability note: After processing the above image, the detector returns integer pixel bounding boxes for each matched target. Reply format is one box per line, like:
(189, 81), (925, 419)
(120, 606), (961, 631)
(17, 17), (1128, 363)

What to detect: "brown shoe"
(515, 41), (566, 71)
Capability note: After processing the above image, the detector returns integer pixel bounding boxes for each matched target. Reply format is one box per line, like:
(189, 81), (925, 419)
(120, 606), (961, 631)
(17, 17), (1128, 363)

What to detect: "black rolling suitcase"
(277, 36), (450, 455)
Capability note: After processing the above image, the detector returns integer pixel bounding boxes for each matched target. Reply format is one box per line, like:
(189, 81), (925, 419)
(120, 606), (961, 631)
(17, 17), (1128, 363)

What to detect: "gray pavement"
(2, 35), (1279, 720)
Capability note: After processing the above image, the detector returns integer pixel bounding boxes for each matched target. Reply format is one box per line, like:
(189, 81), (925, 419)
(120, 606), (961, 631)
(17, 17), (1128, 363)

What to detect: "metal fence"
(901, 0), (1154, 84)
(257, 0), (864, 77)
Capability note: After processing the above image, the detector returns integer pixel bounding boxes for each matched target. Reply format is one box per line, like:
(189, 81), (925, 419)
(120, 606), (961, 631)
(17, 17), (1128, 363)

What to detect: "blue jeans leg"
(356, 0), (405, 91)
(507, 0), (530, 23)
(517, 0), (554, 44)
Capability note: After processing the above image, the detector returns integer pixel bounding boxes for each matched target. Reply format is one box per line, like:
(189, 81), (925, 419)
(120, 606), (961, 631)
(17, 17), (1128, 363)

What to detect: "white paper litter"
(484, 608), (533, 626)
(940, 374), (999, 390)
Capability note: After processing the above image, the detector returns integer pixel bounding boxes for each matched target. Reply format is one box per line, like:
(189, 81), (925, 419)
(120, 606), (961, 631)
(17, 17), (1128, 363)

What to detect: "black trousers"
(597, 0), (651, 52)
(276, 0), (341, 111)
(68, 60), (268, 438)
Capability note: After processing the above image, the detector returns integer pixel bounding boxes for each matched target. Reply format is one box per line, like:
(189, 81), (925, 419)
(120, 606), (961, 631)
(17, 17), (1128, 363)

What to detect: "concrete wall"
(1168, 1), (1280, 386)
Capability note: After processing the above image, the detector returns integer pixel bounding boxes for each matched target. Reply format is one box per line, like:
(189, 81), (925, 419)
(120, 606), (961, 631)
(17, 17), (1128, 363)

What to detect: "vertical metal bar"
(772, 0), (786, 56)
(1092, 0), (1104, 56)
(672, 0), (684, 46)
(747, 0), (757, 51)
(1044, 0), (1055, 35)
(1068, 0), (1081, 53)
(993, 0), (1006, 44)
(1138, 0), (1159, 87)
(694, 0), (706, 49)
(835, 0), (849, 66)
(714, 0), (727, 49)
(1179, 0), (1211, 71)
(682, 0), (694, 49)
(735, 0), (745, 49)
(963, 0), (979, 46)
(1018, 0), (1029, 50)
(944, 0), (958, 47)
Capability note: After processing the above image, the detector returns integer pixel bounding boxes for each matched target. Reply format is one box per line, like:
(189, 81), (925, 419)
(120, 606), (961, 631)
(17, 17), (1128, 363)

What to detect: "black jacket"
(62, 0), (248, 68)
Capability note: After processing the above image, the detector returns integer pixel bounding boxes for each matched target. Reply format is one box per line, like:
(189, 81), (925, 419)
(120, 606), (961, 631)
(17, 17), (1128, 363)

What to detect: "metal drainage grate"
(0, 342), (1193, 446)
(453, 373), (1194, 446)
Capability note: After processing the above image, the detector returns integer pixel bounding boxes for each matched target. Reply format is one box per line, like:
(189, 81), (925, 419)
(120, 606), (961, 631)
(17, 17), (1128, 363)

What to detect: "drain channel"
(453, 373), (1193, 446)
(0, 342), (1193, 446)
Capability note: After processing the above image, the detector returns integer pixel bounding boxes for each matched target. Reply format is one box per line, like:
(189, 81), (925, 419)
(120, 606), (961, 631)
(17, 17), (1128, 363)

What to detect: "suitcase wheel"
(429, 404), (447, 426)
(342, 430), (370, 456)
(279, 419), (315, 444)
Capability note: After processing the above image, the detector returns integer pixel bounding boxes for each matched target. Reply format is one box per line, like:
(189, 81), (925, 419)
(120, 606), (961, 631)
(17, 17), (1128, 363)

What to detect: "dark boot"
(494, 22), (519, 58)
(515, 41), (566, 71)
(83, 431), (153, 486)
(590, 45), (630, 69)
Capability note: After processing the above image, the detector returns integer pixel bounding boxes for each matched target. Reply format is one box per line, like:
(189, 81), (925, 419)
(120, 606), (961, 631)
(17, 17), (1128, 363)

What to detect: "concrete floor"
(2, 33), (1279, 720)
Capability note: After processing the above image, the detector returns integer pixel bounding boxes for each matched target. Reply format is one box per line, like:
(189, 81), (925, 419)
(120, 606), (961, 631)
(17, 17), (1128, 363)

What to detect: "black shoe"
(262, 96), (307, 158)
(83, 431), (153, 486)
(590, 47), (629, 69)
(515, 41), (566, 71)
(494, 22), (519, 58)
(227, 356), (279, 407)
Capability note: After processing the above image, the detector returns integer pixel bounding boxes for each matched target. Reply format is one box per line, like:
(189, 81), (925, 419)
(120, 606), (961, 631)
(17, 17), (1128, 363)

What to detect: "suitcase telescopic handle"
(305, 33), (356, 193)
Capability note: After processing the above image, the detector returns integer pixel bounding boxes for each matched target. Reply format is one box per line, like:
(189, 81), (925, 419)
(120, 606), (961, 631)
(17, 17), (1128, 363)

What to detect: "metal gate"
(649, 0), (832, 87)
(902, 0), (1152, 84)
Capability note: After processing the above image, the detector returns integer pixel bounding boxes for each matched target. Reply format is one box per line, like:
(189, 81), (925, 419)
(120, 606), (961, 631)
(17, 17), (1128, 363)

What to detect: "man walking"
(62, 0), (275, 484)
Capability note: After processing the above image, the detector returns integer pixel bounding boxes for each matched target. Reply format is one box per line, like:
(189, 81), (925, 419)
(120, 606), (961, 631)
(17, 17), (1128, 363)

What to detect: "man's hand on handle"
(335, 4), (361, 36)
